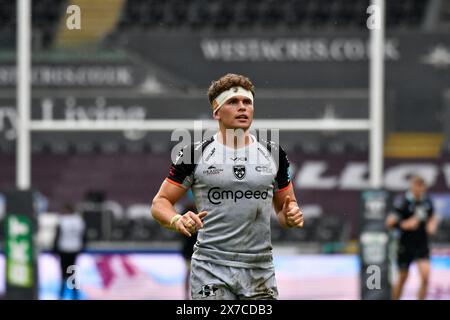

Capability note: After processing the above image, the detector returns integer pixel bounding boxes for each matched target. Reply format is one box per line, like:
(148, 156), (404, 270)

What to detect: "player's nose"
(237, 101), (247, 111)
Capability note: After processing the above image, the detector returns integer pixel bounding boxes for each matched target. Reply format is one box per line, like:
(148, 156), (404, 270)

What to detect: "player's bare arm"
(385, 213), (398, 229)
(386, 212), (419, 231)
(151, 180), (207, 237)
(427, 215), (438, 235)
(400, 216), (420, 231)
(273, 183), (304, 228)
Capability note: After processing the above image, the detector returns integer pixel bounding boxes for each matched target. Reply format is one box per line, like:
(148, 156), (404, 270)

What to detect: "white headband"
(212, 87), (254, 114)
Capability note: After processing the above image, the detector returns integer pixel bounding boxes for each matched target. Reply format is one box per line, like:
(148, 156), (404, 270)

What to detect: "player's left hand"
(282, 196), (304, 228)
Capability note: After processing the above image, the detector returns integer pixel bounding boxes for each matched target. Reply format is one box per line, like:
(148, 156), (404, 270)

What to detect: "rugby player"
(151, 73), (304, 299)
(386, 175), (438, 300)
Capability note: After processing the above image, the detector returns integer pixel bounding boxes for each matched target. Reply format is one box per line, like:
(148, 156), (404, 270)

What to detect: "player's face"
(411, 180), (426, 198)
(214, 95), (254, 130)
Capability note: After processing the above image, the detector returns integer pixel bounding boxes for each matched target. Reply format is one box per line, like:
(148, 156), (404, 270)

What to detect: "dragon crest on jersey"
(233, 165), (246, 180)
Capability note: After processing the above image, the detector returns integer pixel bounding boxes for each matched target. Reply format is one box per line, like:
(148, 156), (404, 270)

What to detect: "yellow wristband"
(169, 214), (182, 230)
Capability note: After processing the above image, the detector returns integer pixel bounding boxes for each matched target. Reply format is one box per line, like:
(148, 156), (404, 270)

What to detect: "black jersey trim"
(259, 139), (291, 190)
(167, 136), (215, 185)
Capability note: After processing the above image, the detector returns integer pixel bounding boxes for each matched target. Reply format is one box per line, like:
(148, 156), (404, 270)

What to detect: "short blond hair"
(410, 175), (425, 186)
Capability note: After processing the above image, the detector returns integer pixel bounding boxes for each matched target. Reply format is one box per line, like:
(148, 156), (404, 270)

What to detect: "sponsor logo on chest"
(207, 187), (269, 204)
(203, 165), (223, 175)
(255, 165), (273, 174)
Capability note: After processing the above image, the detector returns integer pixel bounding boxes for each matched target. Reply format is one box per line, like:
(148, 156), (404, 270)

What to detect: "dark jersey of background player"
(387, 175), (438, 300)
(393, 190), (434, 267)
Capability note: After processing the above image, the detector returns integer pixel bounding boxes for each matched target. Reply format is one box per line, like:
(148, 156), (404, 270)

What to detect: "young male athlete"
(151, 73), (304, 300)
(386, 175), (438, 300)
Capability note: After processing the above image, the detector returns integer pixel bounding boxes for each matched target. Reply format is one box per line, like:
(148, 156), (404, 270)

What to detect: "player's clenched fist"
(282, 196), (304, 228)
(170, 210), (208, 237)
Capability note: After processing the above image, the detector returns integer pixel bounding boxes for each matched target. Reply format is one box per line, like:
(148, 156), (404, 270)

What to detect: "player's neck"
(217, 129), (252, 149)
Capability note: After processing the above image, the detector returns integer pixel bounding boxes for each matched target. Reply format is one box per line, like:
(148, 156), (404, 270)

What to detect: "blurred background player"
(386, 175), (438, 300)
(52, 203), (87, 300)
(151, 74), (304, 300)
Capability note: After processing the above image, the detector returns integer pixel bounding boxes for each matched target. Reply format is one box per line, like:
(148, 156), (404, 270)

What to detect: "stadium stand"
(0, 0), (66, 48)
(0, 0), (432, 48)
(114, 0), (429, 31)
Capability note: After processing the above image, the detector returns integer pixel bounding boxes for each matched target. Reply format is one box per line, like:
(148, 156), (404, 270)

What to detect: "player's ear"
(213, 110), (220, 120)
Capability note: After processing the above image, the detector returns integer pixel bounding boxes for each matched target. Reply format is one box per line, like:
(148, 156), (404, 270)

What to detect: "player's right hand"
(176, 210), (208, 237)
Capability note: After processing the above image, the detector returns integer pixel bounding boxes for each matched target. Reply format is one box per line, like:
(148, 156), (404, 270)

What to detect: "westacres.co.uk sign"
(117, 31), (450, 133)
(120, 31), (450, 90)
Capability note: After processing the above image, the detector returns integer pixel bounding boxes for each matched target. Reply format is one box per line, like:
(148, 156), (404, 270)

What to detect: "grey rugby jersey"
(166, 134), (291, 269)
